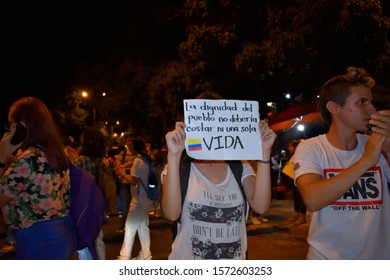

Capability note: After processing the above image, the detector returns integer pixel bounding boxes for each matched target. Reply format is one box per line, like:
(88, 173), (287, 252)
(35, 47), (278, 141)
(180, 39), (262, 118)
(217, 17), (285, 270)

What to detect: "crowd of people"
(0, 66), (389, 260)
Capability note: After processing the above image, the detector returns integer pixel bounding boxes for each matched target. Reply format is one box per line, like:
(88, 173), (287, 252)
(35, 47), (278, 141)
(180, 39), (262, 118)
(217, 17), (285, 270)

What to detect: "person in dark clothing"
(283, 140), (306, 225)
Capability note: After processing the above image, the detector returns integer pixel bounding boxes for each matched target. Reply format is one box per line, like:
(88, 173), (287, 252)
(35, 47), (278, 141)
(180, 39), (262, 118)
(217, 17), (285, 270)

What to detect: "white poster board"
(183, 99), (263, 160)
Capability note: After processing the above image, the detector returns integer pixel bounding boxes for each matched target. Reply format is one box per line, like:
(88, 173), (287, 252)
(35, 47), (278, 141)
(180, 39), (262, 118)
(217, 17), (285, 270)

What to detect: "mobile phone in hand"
(10, 123), (27, 145)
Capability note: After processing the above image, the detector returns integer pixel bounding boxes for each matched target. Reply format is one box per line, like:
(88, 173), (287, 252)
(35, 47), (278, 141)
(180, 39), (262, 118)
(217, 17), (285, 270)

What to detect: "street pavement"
(1, 192), (310, 260)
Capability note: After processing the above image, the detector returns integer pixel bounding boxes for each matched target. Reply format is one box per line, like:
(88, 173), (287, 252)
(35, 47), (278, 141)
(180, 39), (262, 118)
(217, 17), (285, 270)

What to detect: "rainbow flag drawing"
(187, 138), (202, 151)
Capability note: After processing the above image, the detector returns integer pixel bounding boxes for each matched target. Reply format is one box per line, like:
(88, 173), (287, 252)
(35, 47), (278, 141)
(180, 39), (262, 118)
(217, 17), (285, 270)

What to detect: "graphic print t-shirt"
(169, 162), (255, 260)
(293, 134), (390, 259)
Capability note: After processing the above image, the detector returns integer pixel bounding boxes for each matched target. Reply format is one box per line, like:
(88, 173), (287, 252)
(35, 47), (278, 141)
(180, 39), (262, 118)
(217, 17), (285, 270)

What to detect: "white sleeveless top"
(168, 162), (255, 260)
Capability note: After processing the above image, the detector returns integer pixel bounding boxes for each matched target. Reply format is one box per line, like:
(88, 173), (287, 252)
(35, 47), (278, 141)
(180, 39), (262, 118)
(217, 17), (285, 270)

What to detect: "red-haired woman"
(0, 97), (76, 259)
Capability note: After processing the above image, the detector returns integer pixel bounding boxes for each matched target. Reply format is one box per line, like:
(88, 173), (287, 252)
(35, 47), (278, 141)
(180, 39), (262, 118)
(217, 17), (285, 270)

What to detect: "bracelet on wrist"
(257, 159), (270, 164)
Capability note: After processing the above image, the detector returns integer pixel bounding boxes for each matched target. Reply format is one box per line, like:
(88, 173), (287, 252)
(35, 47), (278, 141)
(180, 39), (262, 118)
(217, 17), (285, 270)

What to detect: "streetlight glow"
(80, 90), (107, 126)
(80, 90), (96, 125)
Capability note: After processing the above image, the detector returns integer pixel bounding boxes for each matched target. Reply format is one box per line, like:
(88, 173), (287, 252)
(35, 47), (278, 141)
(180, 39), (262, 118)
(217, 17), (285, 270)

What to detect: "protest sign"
(183, 99), (263, 160)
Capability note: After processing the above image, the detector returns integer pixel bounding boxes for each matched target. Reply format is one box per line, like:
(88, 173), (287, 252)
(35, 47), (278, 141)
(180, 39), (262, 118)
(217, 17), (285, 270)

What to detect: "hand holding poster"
(183, 99), (263, 160)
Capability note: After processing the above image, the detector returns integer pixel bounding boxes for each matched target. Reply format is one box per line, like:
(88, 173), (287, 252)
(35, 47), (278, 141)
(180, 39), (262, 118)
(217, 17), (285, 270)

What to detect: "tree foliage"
(61, 0), (390, 147)
(57, 90), (89, 137)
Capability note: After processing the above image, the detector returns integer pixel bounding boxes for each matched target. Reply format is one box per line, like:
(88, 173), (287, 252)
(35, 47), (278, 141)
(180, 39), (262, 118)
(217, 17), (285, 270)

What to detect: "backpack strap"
(179, 160), (192, 210)
(136, 154), (150, 195)
(138, 176), (148, 194)
(170, 159), (191, 240)
(227, 161), (247, 217)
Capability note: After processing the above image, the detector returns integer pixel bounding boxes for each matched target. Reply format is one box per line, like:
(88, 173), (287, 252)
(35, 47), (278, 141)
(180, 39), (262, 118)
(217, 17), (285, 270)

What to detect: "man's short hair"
(318, 66), (375, 125)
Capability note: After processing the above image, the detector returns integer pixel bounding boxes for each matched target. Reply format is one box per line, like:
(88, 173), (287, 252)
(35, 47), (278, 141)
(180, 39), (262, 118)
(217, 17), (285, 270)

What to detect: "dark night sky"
(1, 3), (132, 123)
(1, 1), (390, 128)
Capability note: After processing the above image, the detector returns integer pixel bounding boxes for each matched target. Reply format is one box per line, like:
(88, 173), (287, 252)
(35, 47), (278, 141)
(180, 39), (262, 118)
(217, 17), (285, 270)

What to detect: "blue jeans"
(13, 215), (76, 260)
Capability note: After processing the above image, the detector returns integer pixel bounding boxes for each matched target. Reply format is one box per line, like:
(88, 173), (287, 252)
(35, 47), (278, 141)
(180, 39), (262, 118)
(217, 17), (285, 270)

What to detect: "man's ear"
(325, 101), (341, 115)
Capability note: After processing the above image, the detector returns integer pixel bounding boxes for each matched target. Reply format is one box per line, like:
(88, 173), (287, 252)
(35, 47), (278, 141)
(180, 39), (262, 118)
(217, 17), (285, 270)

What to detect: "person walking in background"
(283, 140), (306, 225)
(270, 152), (282, 199)
(103, 146), (122, 217)
(74, 127), (107, 260)
(115, 136), (136, 232)
(115, 138), (153, 260)
(64, 136), (78, 164)
(145, 142), (165, 217)
(0, 97), (76, 259)
(161, 91), (277, 260)
(246, 160), (269, 225)
(294, 66), (390, 259)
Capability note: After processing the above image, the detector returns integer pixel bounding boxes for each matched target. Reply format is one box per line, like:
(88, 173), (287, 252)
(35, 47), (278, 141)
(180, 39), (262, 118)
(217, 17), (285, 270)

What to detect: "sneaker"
(260, 217), (269, 223)
(154, 210), (162, 217)
(1, 241), (16, 253)
(4, 241), (16, 247)
(132, 253), (152, 260)
(288, 213), (299, 222)
(250, 216), (261, 225)
(293, 214), (306, 225)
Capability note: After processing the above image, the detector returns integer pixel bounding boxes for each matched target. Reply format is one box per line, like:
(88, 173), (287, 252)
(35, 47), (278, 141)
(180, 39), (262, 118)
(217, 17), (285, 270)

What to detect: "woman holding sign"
(162, 94), (276, 260)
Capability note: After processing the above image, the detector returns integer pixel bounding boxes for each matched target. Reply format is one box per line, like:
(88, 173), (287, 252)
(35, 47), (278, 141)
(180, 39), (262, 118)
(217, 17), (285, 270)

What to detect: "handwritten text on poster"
(183, 99), (263, 160)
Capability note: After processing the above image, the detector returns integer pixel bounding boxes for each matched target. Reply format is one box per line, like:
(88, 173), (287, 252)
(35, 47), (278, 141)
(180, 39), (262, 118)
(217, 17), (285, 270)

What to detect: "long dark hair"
(78, 127), (106, 159)
(133, 137), (153, 162)
(9, 97), (68, 172)
(195, 91), (223, 100)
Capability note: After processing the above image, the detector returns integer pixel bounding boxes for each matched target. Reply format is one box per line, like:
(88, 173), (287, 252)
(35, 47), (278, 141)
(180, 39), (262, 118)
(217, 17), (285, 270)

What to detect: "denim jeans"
(14, 215), (76, 260)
